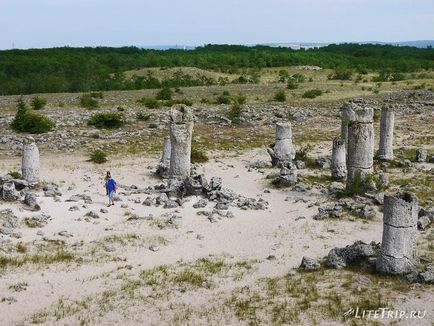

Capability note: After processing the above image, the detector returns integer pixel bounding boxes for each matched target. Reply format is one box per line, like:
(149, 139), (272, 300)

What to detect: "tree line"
(0, 43), (433, 95)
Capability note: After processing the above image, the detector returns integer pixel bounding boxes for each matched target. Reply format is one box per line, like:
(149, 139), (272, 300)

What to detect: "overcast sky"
(0, 0), (433, 49)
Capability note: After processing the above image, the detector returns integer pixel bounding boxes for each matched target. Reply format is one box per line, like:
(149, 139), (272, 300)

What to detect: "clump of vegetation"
(137, 97), (162, 109)
(10, 99), (56, 134)
(292, 73), (305, 83)
(156, 88), (172, 100)
(90, 91), (103, 98)
(226, 104), (243, 124)
(80, 93), (99, 109)
(216, 91), (232, 104)
(30, 96), (47, 110)
(8, 171), (21, 179)
(302, 89), (323, 99)
(286, 78), (298, 90)
(329, 67), (353, 80)
(163, 98), (193, 107)
(273, 90), (286, 102)
(89, 149), (107, 164)
(340, 172), (379, 197)
(88, 112), (125, 129)
(136, 112), (151, 121)
(191, 147), (209, 163)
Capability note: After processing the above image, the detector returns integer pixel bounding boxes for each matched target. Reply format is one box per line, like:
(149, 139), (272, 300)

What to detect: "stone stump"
(378, 105), (395, 160)
(267, 122), (294, 167)
(346, 106), (374, 189)
(22, 137), (40, 184)
(376, 192), (418, 274)
(169, 107), (194, 179)
(331, 138), (346, 180)
(1, 182), (18, 201)
(415, 149), (427, 162)
(275, 162), (298, 186)
(157, 137), (171, 178)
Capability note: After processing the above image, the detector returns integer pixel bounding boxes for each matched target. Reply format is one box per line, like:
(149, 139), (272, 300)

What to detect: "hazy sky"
(0, 0), (433, 49)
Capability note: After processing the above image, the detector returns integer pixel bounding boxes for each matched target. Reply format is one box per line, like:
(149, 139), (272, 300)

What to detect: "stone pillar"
(340, 102), (356, 152)
(169, 106), (194, 179)
(376, 192), (418, 274)
(378, 105), (395, 160)
(331, 138), (346, 180)
(267, 122), (294, 167)
(346, 106), (374, 189)
(157, 137), (171, 178)
(22, 137), (40, 184)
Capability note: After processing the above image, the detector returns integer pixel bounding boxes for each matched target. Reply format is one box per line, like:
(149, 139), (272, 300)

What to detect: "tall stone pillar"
(22, 136), (40, 184)
(346, 106), (374, 189)
(331, 138), (346, 180)
(267, 122), (294, 167)
(376, 192), (418, 274)
(340, 102), (356, 152)
(169, 106), (194, 179)
(378, 105), (395, 160)
(157, 137), (171, 178)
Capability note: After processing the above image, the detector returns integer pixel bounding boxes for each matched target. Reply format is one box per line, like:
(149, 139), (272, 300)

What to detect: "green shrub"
(329, 67), (353, 80)
(226, 104), (243, 124)
(80, 94), (99, 109)
(136, 112), (151, 121)
(156, 88), (172, 100)
(286, 78), (298, 90)
(89, 149), (107, 164)
(216, 93), (232, 104)
(302, 89), (322, 99)
(90, 91), (104, 99)
(8, 171), (21, 179)
(273, 90), (286, 102)
(88, 112), (125, 129)
(137, 97), (162, 109)
(341, 172), (378, 197)
(234, 93), (246, 105)
(292, 73), (305, 83)
(149, 123), (158, 128)
(163, 99), (193, 107)
(191, 147), (209, 163)
(10, 99), (55, 134)
(30, 96), (47, 110)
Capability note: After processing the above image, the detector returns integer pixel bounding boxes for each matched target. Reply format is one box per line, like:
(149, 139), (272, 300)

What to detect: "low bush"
(216, 93), (232, 104)
(156, 88), (172, 100)
(30, 96), (47, 110)
(136, 112), (151, 121)
(273, 90), (286, 102)
(8, 171), (21, 179)
(292, 73), (305, 83)
(302, 89), (322, 99)
(80, 94), (99, 109)
(89, 149), (107, 164)
(191, 147), (209, 163)
(226, 104), (243, 124)
(163, 99), (193, 107)
(10, 99), (55, 134)
(329, 67), (353, 80)
(286, 78), (298, 90)
(88, 112), (125, 129)
(137, 97), (162, 109)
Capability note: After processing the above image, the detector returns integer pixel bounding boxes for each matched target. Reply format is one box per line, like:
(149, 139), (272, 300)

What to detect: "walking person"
(105, 171), (117, 207)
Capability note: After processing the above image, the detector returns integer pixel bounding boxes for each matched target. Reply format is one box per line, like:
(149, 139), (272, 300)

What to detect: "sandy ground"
(0, 148), (433, 325)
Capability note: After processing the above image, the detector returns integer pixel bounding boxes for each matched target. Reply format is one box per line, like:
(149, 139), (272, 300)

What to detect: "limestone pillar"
(157, 137), (171, 178)
(378, 105), (395, 160)
(340, 102), (356, 151)
(169, 107), (194, 179)
(267, 122), (294, 167)
(331, 138), (346, 180)
(22, 137), (40, 184)
(376, 192), (418, 274)
(346, 106), (374, 189)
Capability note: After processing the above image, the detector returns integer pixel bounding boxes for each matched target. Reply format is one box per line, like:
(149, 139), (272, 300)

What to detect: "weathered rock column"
(376, 192), (418, 274)
(340, 102), (356, 152)
(267, 122), (294, 167)
(346, 106), (374, 189)
(378, 105), (395, 160)
(331, 138), (347, 180)
(157, 137), (171, 178)
(22, 137), (40, 184)
(169, 107), (194, 179)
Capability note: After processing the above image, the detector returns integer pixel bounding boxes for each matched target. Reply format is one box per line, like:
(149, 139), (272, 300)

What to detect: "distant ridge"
(140, 40), (434, 50)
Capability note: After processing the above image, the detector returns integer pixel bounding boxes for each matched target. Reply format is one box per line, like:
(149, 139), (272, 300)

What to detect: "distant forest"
(1, 43), (433, 95)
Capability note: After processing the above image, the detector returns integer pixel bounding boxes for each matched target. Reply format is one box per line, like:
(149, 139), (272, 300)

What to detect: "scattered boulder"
(299, 256), (321, 271)
(1, 182), (19, 201)
(313, 204), (343, 220)
(23, 193), (40, 211)
(326, 241), (380, 269)
(415, 149), (427, 162)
